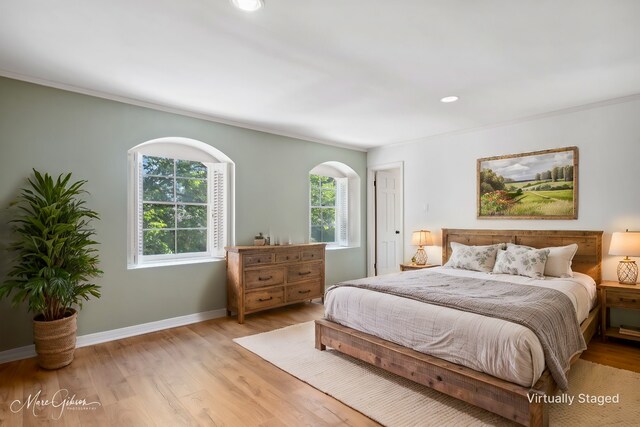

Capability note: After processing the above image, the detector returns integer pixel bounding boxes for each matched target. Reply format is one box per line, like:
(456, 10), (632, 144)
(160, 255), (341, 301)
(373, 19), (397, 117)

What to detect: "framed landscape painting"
(477, 146), (578, 219)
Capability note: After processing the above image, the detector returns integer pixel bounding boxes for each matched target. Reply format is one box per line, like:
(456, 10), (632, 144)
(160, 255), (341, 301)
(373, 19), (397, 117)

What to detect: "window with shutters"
(128, 138), (234, 268)
(309, 162), (360, 248)
(309, 175), (346, 245)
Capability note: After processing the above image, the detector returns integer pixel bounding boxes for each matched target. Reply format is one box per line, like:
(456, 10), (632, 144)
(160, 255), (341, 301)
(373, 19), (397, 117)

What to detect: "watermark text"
(10, 389), (101, 419)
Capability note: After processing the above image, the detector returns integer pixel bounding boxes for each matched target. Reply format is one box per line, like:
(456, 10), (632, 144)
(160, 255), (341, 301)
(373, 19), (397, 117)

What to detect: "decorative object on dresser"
(477, 146), (578, 219)
(254, 232), (266, 246)
(226, 243), (326, 323)
(608, 230), (640, 284)
(400, 263), (438, 271)
(599, 280), (640, 343)
(411, 230), (433, 265)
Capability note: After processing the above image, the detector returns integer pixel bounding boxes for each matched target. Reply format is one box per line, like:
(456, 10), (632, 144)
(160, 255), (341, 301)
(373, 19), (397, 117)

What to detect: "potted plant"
(0, 170), (102, 369)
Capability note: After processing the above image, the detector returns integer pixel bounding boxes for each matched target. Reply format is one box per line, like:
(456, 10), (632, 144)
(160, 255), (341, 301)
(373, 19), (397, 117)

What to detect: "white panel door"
(375, 169), (402, 275)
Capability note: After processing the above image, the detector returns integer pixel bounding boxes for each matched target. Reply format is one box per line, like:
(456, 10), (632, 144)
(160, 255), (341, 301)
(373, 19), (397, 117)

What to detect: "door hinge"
(373, 180), (376, 187)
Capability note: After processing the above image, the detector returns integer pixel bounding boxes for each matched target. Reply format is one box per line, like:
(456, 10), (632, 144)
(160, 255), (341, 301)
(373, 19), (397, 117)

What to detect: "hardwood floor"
(1, 302), (639, 426)
(580, 336), (640, 373)
(1, 302), (378, 427)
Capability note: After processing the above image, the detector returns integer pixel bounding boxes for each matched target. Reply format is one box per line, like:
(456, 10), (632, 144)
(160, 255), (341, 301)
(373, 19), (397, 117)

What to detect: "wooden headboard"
(441, 229), (603, 284)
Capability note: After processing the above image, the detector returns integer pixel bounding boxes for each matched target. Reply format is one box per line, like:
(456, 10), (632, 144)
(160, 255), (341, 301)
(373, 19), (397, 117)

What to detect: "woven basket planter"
(33, 309), (77, 369)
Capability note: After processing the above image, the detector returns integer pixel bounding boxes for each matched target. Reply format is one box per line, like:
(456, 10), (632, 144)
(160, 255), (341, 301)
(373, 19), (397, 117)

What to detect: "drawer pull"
(299, 271), (311, 276)
(298, 290), (311, 294)
(619, 298), (637, 303)
(258, 276), (272, 281)
(258, 297), (273, 302)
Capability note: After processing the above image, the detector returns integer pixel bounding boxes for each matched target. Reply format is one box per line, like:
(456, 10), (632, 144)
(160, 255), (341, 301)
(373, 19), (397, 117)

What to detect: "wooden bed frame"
(315, 229), (603, 427)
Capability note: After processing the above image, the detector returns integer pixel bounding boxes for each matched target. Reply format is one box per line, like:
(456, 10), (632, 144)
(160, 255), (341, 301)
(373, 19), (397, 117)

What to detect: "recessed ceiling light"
(231, 0), (264, 12)
(440, 96), (459, 103)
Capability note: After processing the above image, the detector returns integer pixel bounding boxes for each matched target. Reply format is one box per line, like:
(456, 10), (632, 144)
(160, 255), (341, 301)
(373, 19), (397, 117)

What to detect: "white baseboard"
(0, 308), (227, 365)
(0, 345), (36, 365)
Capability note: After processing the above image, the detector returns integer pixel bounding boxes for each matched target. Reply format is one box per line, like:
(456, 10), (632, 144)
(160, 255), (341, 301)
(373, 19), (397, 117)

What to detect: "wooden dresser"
(226, 243), (326, 323)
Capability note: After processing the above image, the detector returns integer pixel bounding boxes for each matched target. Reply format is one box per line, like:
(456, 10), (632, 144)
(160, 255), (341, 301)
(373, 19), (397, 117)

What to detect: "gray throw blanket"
(328, 271), (586, 390)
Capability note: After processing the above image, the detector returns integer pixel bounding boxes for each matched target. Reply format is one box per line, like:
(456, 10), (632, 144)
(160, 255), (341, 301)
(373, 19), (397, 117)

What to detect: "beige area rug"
(234, 322), (640, 427)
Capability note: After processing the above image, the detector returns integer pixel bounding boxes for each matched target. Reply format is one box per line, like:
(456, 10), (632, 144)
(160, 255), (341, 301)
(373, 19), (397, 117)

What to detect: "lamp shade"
(411, 230), (433, 246)
(609, 231), (640, 257)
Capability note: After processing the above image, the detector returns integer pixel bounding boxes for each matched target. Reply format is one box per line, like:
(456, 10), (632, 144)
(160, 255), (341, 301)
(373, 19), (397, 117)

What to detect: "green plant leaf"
(0, 170), (102, 321)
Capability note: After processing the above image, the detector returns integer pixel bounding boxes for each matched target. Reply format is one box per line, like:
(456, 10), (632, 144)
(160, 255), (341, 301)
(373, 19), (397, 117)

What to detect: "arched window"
(128, 137), (234, 268)
(309, 161), (360, 248)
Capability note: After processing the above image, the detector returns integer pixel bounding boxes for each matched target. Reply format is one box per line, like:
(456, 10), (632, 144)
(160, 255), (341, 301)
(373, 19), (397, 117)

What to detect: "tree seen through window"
(309, 174), (336, 243)
(142, 156), (208, 255)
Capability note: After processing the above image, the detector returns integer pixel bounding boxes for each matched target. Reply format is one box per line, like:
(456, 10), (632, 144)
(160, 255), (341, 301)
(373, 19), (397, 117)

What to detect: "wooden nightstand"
(599, 281), (640, 343)
(400, 263), (438, 271)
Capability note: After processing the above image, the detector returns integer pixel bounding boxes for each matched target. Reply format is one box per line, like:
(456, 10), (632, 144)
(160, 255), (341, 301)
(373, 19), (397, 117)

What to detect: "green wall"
(0, 77), (367, 352)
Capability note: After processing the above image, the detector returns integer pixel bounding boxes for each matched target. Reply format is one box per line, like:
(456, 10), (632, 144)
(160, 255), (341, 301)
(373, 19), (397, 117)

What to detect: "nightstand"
(599, 281), (640, 343)
(400, 263), (438, 271)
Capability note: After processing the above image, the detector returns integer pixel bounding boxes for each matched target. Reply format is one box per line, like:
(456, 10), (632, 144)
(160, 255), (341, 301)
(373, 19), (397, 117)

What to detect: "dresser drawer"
(244, 253), (274, 267)
(275, 251), (300, 263)
(245, 287), (284, 311)
(300, 247), (323, 262)
(286, 280), (323, 302)
(287, 262), (322, 283)
(245, 267), (284, 289)
(606, 290), (640, 309)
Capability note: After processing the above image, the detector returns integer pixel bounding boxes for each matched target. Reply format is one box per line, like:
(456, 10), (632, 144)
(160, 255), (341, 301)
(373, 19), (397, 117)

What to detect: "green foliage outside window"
(310, 174), (336, 243)
(141, 156), (208, 256)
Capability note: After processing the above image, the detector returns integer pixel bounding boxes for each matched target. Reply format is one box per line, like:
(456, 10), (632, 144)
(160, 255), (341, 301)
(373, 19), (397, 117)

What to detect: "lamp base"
(617, 259), (638, 285)
(414, 247), (428, 265)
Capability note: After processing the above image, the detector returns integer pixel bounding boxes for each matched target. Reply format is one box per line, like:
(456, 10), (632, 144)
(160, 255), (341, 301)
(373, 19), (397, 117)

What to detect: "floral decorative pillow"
(444, 242), (504, 272)
(507, 243), (578, 278)
(493, 246), (550, 279)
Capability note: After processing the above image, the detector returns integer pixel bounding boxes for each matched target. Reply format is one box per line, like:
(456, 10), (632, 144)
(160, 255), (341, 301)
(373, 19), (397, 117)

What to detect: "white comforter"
(324, 267), (596, 387)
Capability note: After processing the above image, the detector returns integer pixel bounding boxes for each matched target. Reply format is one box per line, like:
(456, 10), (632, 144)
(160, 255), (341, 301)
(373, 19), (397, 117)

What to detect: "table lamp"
(609, 230), (640, 284)
(411, 230), (433, 265)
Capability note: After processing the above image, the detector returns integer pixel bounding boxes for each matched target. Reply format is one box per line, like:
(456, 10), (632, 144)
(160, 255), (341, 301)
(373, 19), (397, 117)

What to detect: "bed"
(315, 229), (602, 427)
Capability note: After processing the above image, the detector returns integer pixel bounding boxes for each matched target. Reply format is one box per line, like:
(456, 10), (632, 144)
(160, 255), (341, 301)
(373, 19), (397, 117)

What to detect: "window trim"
(127, 137), (235, 269)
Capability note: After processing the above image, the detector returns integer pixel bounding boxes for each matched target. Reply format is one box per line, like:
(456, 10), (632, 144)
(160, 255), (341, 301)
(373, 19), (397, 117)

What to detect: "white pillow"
(507, 243), (578, 278)
(493, 246), (550, 279)
(444, 242), (504, 273)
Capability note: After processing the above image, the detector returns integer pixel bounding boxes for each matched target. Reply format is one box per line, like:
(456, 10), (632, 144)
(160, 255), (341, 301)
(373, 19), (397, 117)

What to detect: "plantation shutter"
(336, 177), (348, 246)
(136, 153), (145, 260)
(211, 162), (228, 257)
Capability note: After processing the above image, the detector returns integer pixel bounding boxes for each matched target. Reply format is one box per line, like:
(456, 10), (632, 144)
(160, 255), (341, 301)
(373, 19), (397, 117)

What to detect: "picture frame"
(477, 146), (578, 219)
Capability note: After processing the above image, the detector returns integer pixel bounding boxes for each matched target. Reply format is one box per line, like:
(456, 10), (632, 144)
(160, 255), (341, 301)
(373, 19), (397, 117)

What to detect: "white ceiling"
(1, 1), (639, 150)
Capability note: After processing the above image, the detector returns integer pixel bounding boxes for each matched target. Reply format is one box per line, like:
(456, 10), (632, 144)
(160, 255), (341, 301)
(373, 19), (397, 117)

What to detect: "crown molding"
(0, 70), (367, 152)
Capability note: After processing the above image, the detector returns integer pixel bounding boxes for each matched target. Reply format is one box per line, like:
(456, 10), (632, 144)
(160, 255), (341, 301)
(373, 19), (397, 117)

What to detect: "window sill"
(127, 256), (224, 270)
(326, 245), (360, 251)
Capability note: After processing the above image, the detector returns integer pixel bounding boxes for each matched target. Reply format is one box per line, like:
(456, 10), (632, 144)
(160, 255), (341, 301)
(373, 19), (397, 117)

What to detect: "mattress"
(324, 267), (596, 387)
